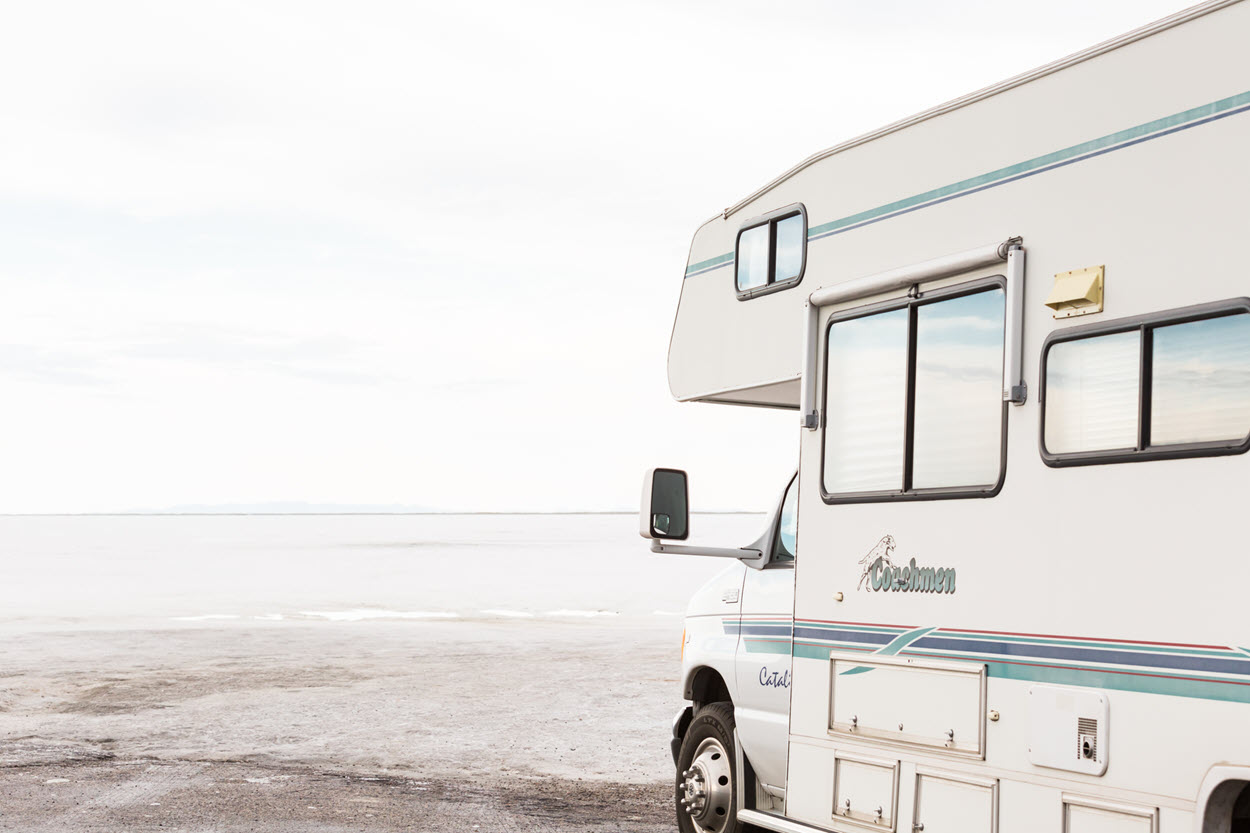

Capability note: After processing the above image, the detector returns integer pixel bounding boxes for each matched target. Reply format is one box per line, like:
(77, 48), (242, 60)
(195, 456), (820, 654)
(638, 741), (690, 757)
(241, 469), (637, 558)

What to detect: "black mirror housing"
(639, 468), (689, 540)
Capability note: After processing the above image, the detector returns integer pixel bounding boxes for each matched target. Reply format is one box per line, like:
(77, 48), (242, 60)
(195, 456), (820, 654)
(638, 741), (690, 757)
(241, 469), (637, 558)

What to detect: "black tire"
(675, 701), (741, 833)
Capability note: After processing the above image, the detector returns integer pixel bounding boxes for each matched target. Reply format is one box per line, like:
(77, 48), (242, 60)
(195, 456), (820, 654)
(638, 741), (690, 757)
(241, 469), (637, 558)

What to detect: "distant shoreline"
(0, 510), (767, 517)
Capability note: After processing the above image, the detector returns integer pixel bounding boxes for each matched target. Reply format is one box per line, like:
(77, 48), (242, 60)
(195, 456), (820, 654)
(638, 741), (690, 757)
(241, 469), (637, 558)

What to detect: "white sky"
(0, 0), (1190, 513)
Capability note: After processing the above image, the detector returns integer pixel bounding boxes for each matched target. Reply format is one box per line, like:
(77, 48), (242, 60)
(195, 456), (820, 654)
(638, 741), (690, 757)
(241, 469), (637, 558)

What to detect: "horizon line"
(0, 510), (768, 518)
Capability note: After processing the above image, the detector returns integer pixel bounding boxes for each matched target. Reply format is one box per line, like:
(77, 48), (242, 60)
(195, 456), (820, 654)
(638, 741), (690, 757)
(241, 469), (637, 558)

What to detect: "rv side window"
(822, 283), (1006, 502)
(1042, 305), (1250, 464)
(1044, 332), (1140, 454)
(736, 224), (769, 292)
(735, 205), (806, 300)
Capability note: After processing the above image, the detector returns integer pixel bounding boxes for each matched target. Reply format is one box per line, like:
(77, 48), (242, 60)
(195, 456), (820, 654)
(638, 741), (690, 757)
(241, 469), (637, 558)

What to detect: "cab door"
(733, 476), (797, 794)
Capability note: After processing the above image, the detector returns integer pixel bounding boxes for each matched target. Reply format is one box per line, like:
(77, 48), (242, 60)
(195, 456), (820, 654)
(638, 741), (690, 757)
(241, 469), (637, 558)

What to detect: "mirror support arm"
(650, 541), (762, 561)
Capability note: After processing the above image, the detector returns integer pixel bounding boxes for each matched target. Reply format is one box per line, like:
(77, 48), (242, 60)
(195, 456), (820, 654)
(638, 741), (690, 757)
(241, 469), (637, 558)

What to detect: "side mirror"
(639, 468), (689, 540)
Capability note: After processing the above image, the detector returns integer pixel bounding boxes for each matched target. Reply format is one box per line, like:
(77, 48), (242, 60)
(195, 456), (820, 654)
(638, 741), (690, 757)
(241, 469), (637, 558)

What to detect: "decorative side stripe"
(839, 626), (937, 676)
(913, 635), (1250, 676)
(729, 617), (1250, 703)
(685, 252), (735, 277)
(683, 89), (1250, 279)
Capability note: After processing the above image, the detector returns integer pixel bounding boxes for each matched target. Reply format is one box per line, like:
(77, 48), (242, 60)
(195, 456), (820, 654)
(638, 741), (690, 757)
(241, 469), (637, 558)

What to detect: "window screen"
(822, 285), (1006, 500)
(824, 309), (908, 493)
(1042, 306), (1250, 464)
(1044, 331), (1140, 454)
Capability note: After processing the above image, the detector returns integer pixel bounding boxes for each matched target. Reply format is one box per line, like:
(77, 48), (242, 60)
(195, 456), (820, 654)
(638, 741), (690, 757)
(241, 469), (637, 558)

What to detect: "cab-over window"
(735, 205), (806, 300)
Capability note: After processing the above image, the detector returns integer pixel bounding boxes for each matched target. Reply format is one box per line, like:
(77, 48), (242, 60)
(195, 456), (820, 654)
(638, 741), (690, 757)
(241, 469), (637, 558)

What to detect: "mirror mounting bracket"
(650, 541), (762, 561)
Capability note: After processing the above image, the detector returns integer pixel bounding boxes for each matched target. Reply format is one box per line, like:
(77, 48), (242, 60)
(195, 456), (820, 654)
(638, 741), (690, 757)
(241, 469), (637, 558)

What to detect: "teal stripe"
(797, 624), (1237, 660)
(795, 643), (834, 660)
(873, 626), (935, 656)
(795, 625), (1235, 660)
(794, 644), (1250, 703)
(685, 252), (734, 276)
(986, 659), (1250, 705)
(839, 626), (937, 676)
(685, 89), (1250, 277)
(807, 89), (1250, 239)
(901, 647), (1249, 686)
(743, 640), (793, 656)
(794, 641), (876, 659)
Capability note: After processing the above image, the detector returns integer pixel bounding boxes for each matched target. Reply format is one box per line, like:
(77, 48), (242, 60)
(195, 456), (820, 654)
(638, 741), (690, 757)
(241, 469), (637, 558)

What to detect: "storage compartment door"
(912, 770), (996, 833)
(829, 651), (986, 757)
(1064, 796), (1158, 833)
(832, 755), (898, 830)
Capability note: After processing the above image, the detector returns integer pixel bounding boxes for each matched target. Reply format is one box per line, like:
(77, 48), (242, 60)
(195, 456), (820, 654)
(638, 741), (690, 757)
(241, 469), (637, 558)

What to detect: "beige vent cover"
(1046, 265), (1104, 318)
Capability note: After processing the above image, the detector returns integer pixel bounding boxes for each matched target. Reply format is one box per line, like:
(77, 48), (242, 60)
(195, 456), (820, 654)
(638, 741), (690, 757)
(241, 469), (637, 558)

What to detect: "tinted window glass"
(823, 309), (908, 493)
(736, 224), (769, 292)
(1044, 331), (1140, 454)
(773, 478), (797, 563)
(912, 290), (1005, 489)
(774, 214), (804, 282)
(1151, 314), (1250, 445)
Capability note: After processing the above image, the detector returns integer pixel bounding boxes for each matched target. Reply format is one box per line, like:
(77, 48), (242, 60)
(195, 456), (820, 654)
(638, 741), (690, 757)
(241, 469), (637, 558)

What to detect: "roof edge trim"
(720, 0), (1243, 221)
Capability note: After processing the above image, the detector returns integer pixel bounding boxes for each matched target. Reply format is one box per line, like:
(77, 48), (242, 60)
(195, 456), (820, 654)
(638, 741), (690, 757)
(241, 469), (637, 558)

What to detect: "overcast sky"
(0, 0), (1189, 513)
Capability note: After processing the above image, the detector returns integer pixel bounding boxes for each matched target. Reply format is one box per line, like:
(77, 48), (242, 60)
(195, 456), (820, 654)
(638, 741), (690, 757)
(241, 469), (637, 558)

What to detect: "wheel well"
(686, 666), (732, 709)
(1202, 779), (1250, 833)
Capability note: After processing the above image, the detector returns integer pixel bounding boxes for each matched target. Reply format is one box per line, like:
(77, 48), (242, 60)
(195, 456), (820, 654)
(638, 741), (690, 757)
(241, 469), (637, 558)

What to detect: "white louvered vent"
(1077, 717), (1098, 761)
(1028, 685), (1109, 775)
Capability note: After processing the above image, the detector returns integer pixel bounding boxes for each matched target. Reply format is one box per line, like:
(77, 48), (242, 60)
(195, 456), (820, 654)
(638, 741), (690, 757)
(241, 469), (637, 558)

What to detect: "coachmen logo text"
(857, 535), (956, 594)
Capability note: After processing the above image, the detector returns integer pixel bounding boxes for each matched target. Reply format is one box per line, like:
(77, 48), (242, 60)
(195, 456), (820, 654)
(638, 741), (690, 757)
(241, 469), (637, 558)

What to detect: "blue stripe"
(914, 636), (1250, 677)
(734, 624), (793, 637)
(793, 626), (893, 645)
(794, 622), (1250, 702)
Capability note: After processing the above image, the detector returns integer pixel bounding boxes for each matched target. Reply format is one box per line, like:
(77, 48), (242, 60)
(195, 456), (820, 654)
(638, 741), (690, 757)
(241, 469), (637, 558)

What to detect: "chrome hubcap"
(679, 737), (732, 831)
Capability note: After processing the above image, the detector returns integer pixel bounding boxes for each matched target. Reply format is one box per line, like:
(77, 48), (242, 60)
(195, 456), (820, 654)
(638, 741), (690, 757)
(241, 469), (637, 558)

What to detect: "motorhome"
(640, 2), (1250, 832)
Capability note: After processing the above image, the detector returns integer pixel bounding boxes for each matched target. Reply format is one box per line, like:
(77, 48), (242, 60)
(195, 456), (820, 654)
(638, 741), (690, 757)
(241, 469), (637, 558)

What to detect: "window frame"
(1039, 297), (1250, 468)
(819, 276), (1009, 505)
(734, 203), (808, 301)
(768, 473), (798, 568)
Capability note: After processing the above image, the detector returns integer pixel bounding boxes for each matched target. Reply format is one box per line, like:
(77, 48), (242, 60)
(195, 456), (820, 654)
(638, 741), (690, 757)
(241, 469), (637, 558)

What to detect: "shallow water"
(0, 513), (765, 629)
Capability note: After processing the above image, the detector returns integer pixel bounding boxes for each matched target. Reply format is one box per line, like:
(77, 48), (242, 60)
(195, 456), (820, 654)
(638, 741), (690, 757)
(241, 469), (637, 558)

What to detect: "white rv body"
(662, 3), (1250, 832)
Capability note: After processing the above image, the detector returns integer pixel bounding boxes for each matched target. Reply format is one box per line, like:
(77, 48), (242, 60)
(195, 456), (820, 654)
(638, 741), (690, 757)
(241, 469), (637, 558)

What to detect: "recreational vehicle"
(640, 2), (1250, 832)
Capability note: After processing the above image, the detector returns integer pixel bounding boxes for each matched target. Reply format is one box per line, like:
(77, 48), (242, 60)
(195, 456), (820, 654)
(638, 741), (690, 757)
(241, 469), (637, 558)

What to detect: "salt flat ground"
(0, 513), (766, 831)
(0, 620), (682, 831)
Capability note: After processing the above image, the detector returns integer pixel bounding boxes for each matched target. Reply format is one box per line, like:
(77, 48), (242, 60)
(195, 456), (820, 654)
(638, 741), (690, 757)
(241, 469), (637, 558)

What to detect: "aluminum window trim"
(1038, 297), (1250, 468)
(735, 203), (808, 301)
(819, 277), (1009, 505)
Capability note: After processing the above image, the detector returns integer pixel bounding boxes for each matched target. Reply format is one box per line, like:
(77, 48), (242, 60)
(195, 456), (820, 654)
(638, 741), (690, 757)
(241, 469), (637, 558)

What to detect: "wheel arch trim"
(1195, 765), (1250, 833)
(685, 664), (733, 704)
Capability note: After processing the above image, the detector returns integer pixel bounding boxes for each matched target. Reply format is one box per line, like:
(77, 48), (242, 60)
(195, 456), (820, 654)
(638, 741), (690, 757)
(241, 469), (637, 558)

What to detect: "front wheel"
(675, 702), (740, 833)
